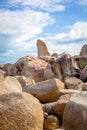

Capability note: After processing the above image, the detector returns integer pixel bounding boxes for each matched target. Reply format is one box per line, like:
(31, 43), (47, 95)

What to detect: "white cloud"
(8, 0), (66, 12)
(0, 8), (54, 63)
(0, 9), (54, 43)
(45, 22), (87, 42)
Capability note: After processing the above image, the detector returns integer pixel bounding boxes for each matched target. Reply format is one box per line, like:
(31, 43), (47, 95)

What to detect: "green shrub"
(80, 62), (87, 69)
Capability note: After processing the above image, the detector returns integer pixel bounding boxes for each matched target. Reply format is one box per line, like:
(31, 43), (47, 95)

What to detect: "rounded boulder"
(0, 92), (44, 130)
(63, 92), (87, 130)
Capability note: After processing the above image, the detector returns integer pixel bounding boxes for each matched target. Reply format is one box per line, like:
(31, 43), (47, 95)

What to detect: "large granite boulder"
(0, 76), (22, 95)
(23, 78), (64, 103)
(79, 44), (87, 56)
(63, 92), (87, 130)
(0, 92), (43, 130)
(36, 39), (50, 57)
(15, 56), (47, 82)
(56, 53), (80, 79)
(65, 76), (83, 90)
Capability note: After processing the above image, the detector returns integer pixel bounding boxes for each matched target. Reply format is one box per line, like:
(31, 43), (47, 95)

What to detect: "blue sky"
(0, 0), (87, 63)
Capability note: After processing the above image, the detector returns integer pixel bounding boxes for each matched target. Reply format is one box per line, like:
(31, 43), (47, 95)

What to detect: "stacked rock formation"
(0, 39), (87, 130)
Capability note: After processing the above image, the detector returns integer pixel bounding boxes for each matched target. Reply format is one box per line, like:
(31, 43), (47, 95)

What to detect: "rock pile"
(0, 39), (87, 130)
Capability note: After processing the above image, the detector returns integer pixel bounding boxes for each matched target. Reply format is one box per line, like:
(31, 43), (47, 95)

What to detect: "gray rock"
(63, 91), (87, 130)
(79, 44), (87, 56)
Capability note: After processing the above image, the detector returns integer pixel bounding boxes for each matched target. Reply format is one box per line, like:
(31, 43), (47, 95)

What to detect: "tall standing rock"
(79, 44), (87, 56)
(36, 39), (50, 57)
(0, 92), (43, 130)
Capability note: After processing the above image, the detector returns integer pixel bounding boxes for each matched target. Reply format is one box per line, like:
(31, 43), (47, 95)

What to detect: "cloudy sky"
(0, 0), (87, 63)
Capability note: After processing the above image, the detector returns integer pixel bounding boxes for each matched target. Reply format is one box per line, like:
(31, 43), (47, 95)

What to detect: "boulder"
(40, 56), (51, 62)
(23, 78), (64, 103)
(16, 76), (35, 88)
(82, 82), (87, 91)
(51, 62), (63, 81)
(65, 76), (83, 90)
(0, 76), (22, 95)
(3, 63), (17, 76)
(0, 69), (5, 80)
(80, 66), (87, 82)
(79, 44), (87, 56)
(15, 56), (47, 82)
(43, 115), (60, 130)
(0, 64), (4, 69)
(36, 39), (50, 57)
(51, 53), (58, 58)
(44, 127), (64, 130)
(56, 53), (80, 79)
(59, 89), (80, 97)
(63, 91), (87, 130)
(0, 92), (43, 130)
(53, 94), (72, 117)
(44, 63), (56, 80)
(43, 102), (56, 114)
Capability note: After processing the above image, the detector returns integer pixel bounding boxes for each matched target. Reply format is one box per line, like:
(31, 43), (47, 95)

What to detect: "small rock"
(65, 76), (83, 90)
(43, 115), (60, 130)
(53, 94), (72, 117)
(16, 75), (35, 88)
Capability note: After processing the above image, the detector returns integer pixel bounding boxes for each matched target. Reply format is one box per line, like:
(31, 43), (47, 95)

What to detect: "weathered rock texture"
(65, 76), (83, 90)
(78, 55), (87, 69)
(59, 89), (80, 97)
(0, 76), (22, 95)
(44, 63), (56, 80)
(23, 78), (64, 103)
(56, 53), (80, 79)
(63, 92), (87, 130)
(16, 76), (35, 88)
(43, 115), (60, 130)
(79, 44), (87, 56)
(36, 39), (50, 57)
(3, 63), (17, 76)
(0, 92), (43, 130)
(15, 56), (47, 82)
(80, 66), (87, 82)
(0, 69), (5, 80)
(53, 94), (72, 117)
